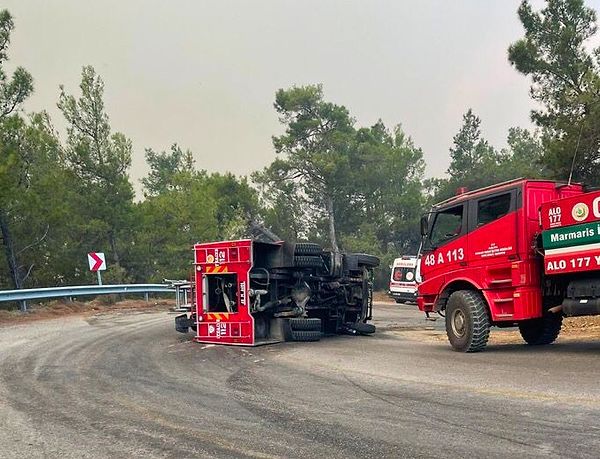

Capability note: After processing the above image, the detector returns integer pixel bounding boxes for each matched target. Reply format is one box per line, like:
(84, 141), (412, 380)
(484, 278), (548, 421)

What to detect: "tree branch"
(21, 263), (34, 284)
(17, 224), (49, 256)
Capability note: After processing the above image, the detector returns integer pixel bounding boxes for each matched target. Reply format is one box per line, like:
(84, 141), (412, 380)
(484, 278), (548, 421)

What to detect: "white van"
(388, 256), (419, 303)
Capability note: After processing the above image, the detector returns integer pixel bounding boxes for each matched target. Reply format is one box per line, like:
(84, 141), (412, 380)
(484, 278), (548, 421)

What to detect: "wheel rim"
(451, 309), (466, 338)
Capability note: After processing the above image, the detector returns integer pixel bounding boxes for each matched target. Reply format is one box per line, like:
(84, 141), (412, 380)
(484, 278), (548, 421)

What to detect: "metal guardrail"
(0, 284), (175, 312)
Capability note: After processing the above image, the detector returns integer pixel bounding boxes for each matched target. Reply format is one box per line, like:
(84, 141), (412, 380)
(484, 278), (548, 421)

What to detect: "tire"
(294, 255), (323, 268)
(351, 253), (380, 268)
(175, 314), (190, 333)
(518, 313), (562, 345)
(445, 290), (490, 352)
(294, 242), (322, 255)
(291, 330), (321, 342)
(350, 322), (376, 335)
(289, 317), (322, 331)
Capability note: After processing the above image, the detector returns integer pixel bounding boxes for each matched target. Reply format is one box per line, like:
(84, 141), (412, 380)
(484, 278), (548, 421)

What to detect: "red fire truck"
(417, 178), (600, 352)
(175, 238), (379, 346)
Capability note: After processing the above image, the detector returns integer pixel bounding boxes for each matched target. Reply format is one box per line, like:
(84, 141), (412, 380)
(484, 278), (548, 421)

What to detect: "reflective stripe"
(205, 312), (231, 320)
(205, 265), (229, 273)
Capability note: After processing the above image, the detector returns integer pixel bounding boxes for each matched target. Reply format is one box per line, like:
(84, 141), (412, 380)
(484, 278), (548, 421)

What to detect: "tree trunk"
(0, 209), (21, 289)
(325, 195), (339, 252)
(108, 230), (120, 266)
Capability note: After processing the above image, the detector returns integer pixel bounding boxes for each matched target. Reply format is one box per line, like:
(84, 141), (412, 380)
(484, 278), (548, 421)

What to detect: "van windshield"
(392, 266), (416, 282)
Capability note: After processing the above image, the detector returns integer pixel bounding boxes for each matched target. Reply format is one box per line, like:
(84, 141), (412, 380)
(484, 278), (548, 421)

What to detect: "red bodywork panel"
(418, 179), (585, 322)
(193, 239), (256, 346)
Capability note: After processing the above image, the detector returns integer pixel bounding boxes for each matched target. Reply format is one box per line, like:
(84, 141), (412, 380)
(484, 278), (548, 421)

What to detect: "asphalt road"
(1, 302), (599, 458)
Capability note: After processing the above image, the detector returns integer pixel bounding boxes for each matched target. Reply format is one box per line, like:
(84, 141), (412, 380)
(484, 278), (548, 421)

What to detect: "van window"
(393, 267), (416, 282)
(477, 193), (511, 227)
(430, 205), (464, 246)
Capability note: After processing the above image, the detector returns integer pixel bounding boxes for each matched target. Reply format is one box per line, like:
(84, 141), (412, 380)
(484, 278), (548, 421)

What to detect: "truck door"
(466, 189), (519, 271)
(420, 202), (468, 291)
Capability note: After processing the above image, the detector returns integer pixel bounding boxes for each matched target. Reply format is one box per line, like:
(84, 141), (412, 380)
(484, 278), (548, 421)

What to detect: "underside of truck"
(175, 238), (379, 346)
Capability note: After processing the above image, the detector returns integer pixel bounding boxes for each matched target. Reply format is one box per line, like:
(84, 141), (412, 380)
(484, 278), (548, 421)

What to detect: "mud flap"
(269, 318), (293, 342)
(175, 314), (193, 333)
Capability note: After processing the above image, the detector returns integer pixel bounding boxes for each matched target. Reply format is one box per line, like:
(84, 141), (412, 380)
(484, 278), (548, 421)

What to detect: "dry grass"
(373, 291), (391, 303)
(488, 316), (600, 344)
(0, 298), (175, 326)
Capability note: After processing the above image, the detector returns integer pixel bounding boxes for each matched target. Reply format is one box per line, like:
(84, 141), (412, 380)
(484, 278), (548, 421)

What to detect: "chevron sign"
(87, 252), (106, 272)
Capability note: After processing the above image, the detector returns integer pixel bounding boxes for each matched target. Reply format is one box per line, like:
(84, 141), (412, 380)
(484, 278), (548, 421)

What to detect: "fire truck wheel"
(289, 318), (322, 331)
(294, 256), (323, 268)
(445, 290), (490, 353)
(350, 253), (380, 268)
(518, 313), (562, 345)
(294, 242), (322, 255)
(291, 330), (321, 342)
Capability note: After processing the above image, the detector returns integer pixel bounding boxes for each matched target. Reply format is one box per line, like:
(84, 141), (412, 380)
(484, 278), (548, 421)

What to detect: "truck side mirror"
(420, 215), (429, 237)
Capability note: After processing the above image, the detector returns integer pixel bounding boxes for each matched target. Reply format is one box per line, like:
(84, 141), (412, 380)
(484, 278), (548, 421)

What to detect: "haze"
(5, 0), (600, 189)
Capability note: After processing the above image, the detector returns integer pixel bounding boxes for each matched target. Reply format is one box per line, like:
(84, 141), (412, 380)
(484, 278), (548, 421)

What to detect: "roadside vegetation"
(1, 0), (600, 298)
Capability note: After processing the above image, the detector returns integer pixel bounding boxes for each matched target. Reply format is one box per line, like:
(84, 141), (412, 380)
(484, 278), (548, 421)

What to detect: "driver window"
(430, 205), (464, 247)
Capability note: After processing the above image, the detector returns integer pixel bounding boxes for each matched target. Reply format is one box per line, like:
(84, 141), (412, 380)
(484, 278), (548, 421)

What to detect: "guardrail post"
(144, 292), (149, 302)
(20, 300), (27, 312)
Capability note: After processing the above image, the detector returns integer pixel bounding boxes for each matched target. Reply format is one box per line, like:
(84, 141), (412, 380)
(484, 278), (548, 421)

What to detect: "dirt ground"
(396, 316), (600, 345)
(489, 315), (600, 344)
(373, 290), (395, 302)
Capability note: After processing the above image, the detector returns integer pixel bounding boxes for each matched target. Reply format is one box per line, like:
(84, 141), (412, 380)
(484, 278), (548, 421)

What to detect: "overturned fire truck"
(175, 234), (379, 346)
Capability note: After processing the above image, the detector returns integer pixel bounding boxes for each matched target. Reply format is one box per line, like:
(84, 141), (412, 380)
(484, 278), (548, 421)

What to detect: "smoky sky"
(5, 0), (600, 192)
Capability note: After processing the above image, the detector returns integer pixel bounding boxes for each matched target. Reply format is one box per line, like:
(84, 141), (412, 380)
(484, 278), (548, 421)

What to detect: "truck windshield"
(430, 205), (464, 246)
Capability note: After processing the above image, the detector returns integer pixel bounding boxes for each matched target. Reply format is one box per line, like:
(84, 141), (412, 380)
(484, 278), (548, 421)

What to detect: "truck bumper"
(389, 291), (417, 303)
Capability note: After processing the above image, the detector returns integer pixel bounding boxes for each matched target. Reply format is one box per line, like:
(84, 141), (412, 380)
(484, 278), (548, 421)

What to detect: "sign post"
(88, 252), (107, 285)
